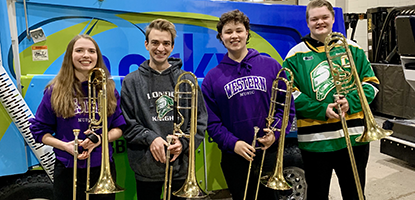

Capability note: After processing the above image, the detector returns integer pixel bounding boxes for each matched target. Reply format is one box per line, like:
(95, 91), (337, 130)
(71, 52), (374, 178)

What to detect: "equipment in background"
(325, 32), (393, 200)
(367, 5), (415, 64)
(377, 6), (415, 168)
(369, 5), (415, 119)
(168, 71), (207, 199)
(344, 13), (366, 42)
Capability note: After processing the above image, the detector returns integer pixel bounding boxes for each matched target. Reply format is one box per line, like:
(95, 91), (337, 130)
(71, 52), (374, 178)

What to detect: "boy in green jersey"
(283, 0), (380, 199)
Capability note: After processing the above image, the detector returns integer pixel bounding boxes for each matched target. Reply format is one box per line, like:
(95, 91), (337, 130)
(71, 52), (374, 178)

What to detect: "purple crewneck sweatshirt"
(202, 48), (295, 154)
(29, 81), (126, 168)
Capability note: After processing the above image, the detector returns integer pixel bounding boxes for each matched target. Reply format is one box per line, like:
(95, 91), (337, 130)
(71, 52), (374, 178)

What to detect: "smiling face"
(72, 38), (97, 81)
(220, 21), (249, 54)
(307, 6), (335, 43)
(145, 29), (174, 70)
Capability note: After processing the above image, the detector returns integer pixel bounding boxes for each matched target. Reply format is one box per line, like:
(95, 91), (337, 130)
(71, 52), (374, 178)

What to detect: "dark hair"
(306, 0), (335, 21)
(216, 9), (251, 44)
(145, 19), (177, 45)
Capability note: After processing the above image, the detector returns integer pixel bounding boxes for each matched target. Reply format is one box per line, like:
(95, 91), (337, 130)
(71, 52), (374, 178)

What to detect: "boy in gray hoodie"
(120, 19), (207, 200)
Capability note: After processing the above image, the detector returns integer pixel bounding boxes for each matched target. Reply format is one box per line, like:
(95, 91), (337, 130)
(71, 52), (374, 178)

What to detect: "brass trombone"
(324, 32), (393, 200)
(85, 68), (124, 195)
(260, 68), (294, 191)
(243, 68), (294, 200)
(72, 68), (124, 200)
(164, 71), (207, 199)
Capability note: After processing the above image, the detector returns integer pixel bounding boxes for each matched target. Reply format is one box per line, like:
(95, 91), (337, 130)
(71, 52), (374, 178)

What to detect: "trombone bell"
(260, 175), (291, 191)
(172, 180), (207, 198)
(355, 120), (393, 142)
(85, 168), (124, 194)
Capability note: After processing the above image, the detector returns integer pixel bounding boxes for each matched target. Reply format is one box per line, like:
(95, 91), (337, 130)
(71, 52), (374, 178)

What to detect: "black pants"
(135, 179), (186, 200)
(221, 145), (279, 200)
(301, 143), (369, 200)
(53, 159), (117, 200)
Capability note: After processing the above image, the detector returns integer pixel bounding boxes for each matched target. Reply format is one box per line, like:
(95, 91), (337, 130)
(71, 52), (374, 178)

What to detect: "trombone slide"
(73, 129), (80, 200)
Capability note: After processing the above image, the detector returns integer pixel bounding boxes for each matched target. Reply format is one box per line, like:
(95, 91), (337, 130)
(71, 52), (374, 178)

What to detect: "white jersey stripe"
(298, 126), (364, 142)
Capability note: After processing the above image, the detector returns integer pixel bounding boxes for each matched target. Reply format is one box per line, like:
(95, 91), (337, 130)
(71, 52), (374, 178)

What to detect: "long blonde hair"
(46, 34), (117, 118)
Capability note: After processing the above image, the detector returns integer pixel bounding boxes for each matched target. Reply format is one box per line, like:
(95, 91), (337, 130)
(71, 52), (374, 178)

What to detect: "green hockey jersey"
(283, 34), (380, 152)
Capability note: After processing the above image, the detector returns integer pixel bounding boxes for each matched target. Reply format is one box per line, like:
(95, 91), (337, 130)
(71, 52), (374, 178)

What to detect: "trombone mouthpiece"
(167, 135), (173, 144)
(73, 129), (80, 136)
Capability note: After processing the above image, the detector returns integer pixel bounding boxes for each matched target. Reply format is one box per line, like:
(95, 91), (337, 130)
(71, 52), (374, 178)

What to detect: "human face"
(145, 29), (174, 69)
(307, 6), (335, 42)
(220, 21), (248, 54)
(72, 38), (97, 81)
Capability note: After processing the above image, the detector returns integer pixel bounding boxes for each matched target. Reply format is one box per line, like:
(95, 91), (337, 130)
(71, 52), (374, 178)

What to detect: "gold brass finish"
(325, 32), (393, 200)
(243, 68), (294, 200)
(73, 129), (80, 200)
(260, 68), (293, 191)
(170, 72), (207, 198)
(85, 68), (124, 195)
(243, 126), (260, 200)
(163, 135), (174, 200)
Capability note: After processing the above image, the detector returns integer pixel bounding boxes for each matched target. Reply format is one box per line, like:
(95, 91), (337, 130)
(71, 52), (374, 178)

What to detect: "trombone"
(163, 71), (207, 199)
(324, 32), (393, 200)
(260, 68), (294, 191)
(243, 68), (294, 200)
(73, 68), (124, 200)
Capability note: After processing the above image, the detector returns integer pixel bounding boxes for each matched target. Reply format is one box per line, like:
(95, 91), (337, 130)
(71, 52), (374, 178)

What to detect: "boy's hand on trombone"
(167, 135), (182, 162)
(335, 95), (349, 116)
(257, 128), (276, 150)
(235, 140), (256, 161)
(150, 137), (168, 163)
(326, 95), (350, 119)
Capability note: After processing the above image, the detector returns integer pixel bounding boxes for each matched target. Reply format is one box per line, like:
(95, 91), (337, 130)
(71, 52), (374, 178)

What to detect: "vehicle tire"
(279, 138), (307, 200)
(0, 171), (53, 200)
(279, 166), (307, 200)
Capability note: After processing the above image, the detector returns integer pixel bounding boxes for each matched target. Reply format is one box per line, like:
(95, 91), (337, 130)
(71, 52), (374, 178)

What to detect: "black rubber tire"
(279, 166), (307, 200)
(0, 171), (53, 200)
(280, 138), (307, 200)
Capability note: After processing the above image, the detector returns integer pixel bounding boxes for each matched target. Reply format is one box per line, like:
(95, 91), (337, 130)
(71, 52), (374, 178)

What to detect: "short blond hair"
(145, 19), (177, 45)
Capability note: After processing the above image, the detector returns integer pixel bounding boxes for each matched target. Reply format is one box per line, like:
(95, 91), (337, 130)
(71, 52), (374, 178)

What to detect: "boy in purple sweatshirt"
(202, 10), (295, 200)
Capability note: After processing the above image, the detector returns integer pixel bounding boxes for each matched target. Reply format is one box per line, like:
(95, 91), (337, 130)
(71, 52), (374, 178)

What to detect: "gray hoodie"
(120, 57), (207, 182)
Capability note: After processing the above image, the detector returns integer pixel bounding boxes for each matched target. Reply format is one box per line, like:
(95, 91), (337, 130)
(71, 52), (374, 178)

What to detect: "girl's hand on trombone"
(79, 129), (102, 159)
(235, 140), (256, 161)
(65, 140), (89, 160)
(257, 128), (276, 150)
(167, 135), (182, 162)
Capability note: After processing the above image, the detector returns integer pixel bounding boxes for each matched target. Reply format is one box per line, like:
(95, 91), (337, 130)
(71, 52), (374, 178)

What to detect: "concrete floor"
(204, 117), (415, 200)
(329, 140), (415, 200)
